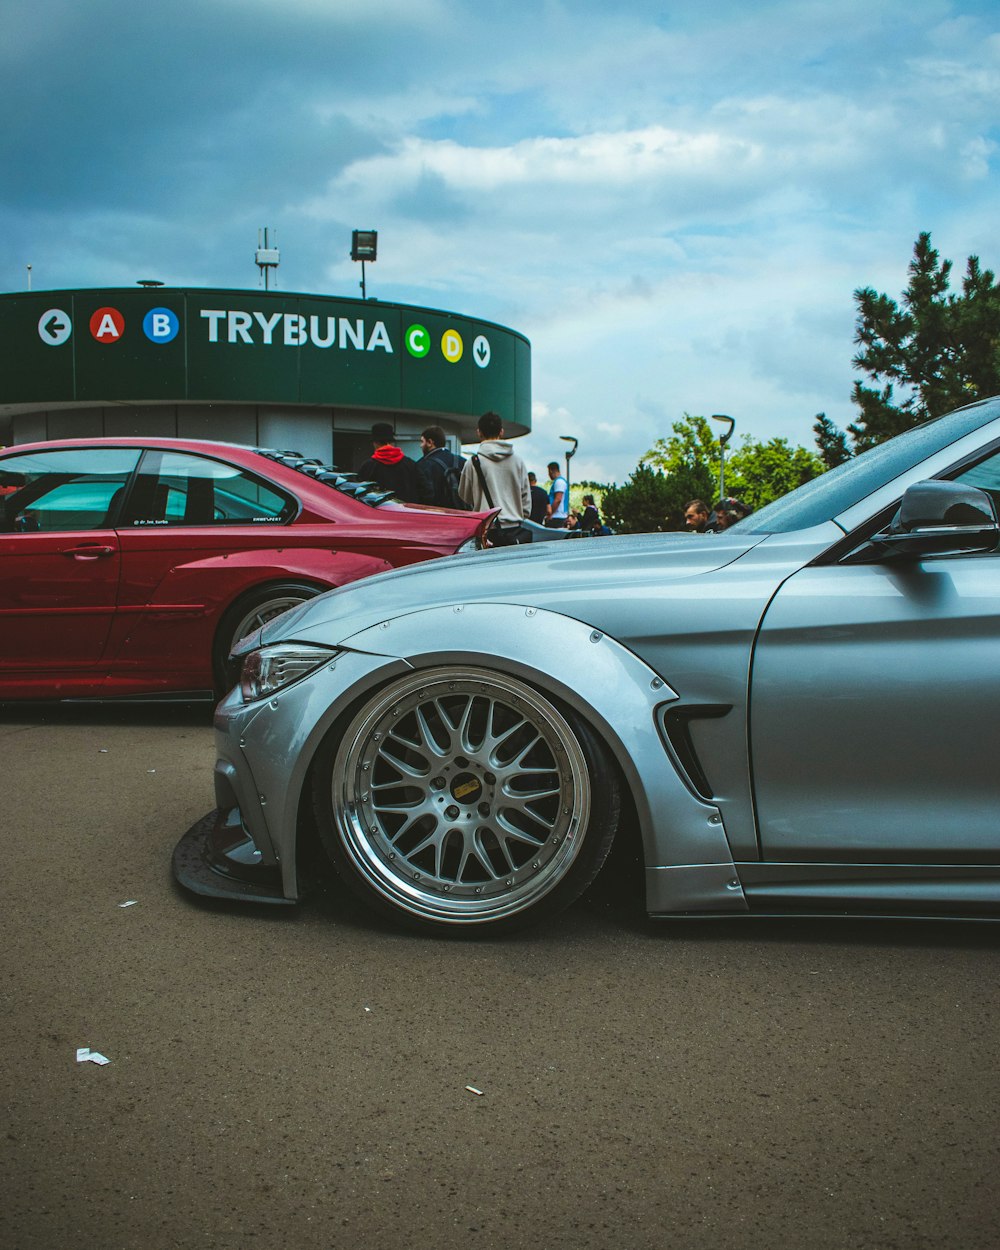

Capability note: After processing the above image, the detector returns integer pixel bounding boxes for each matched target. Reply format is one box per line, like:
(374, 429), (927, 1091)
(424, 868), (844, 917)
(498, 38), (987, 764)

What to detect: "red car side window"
(121, 451), (296, 527)
(0, 447), (141, 533)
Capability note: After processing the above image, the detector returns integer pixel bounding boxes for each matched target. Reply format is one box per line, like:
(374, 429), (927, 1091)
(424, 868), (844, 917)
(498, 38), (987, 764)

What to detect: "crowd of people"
(683, 496), (753, 532)
(357, 418), (752, 540)
(356, 416), (608, 544)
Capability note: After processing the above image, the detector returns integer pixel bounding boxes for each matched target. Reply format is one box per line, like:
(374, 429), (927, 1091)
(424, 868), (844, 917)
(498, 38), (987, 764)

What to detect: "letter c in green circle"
(405, 324), (430, 357)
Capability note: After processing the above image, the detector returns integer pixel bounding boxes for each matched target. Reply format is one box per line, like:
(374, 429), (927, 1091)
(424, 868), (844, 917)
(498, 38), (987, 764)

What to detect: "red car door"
(106, 449), (305, 684)
(0, 447), (141, 676)
(0, 529), (121, 672)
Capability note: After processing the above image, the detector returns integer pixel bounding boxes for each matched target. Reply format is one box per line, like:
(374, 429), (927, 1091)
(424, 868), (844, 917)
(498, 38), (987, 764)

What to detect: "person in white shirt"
(545, 461), (569, 528)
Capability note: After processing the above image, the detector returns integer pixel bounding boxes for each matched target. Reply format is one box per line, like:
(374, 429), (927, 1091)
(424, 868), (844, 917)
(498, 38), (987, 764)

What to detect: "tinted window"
(0, 448), (141, 533)
(741, 399), (1000, 534)
(953, 448), (1000, 516)
(121, 451), (295, 527)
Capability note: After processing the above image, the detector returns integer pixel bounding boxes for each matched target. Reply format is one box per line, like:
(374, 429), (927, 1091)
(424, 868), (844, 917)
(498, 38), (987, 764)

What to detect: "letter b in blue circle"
(143, 307), (179, 344)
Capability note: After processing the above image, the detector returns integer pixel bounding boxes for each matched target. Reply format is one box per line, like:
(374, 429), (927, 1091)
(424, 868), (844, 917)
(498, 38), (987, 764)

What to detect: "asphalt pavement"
(2, 700), (999, 1250)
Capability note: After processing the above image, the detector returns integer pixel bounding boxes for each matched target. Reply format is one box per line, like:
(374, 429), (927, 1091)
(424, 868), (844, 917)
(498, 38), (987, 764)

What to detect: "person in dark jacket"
(684, 499), (712, 532)
(527, 472), (549, 524)
(579, 493), (601, 531)
(357, 422), (422, 503)
(417, 425), (466, 508)
(709, 497), (752, 531)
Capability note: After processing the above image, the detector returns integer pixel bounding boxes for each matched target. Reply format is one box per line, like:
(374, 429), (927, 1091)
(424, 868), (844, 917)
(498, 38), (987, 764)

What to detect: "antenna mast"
(255, 228), (280, 290)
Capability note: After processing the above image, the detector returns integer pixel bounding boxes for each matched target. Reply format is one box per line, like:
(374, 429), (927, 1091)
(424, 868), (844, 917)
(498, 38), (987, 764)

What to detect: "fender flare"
(245, 602), (744, 907)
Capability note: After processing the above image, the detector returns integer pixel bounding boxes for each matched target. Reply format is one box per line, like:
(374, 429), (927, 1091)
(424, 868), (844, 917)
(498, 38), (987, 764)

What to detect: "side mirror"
(873, 480), (999, 556)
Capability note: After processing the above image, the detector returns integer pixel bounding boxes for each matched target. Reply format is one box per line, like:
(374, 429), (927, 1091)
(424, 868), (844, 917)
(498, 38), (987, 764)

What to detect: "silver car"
(175, 396), (1000, 933)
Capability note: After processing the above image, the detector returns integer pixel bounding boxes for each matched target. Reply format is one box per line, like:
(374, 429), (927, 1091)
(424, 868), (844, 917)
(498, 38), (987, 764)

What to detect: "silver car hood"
(264, 528), (771, 650)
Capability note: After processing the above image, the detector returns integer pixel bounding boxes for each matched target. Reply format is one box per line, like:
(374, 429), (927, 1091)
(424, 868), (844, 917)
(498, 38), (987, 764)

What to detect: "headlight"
(240, 643), (337, 702)
(455, 537), (482, 553)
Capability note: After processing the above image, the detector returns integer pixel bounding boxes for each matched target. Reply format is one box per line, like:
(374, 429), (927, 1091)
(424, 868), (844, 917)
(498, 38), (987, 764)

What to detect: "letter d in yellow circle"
(441, 329), (464, 363)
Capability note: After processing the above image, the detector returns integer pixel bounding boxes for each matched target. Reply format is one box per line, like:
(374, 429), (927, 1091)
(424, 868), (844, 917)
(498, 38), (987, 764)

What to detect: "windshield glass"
(738, 398), (1000, 534)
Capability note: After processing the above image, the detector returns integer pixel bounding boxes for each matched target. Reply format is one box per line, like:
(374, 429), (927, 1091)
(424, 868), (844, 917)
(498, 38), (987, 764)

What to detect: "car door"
(109, 449), (298, 677)
(750, 452), (1000, 864)
(0, 447), (141, 674)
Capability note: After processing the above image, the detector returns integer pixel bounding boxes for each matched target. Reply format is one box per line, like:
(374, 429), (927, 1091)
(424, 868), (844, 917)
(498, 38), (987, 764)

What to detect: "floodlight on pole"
(710, 414), (735, 501)
(351, 230), (378, 299)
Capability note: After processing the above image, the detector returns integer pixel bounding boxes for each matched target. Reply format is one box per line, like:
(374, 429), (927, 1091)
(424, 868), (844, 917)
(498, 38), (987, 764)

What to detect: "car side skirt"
(732, 862), (1000, 916)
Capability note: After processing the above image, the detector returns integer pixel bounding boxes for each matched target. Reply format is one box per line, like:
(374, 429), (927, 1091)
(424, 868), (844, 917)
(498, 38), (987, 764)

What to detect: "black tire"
(310, 666), (620, 935)
(212, 580), (322, 695)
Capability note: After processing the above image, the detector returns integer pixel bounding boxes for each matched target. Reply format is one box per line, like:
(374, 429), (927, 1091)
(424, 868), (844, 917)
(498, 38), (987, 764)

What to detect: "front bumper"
(173, 806), (295, 905)
(172, 646), (414, 907)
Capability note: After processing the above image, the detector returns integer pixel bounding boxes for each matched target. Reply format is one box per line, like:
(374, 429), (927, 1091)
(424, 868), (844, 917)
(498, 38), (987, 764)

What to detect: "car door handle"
(63, 545), (116, 560)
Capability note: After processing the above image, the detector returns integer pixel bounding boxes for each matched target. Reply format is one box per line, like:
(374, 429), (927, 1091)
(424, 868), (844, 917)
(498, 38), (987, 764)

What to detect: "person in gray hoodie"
(458, 411), (532, 545)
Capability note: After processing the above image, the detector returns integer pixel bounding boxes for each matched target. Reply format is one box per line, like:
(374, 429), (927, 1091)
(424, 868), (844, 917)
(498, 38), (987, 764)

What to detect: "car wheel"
(213, 581), (321, 694)
(311, 666), (620, 933)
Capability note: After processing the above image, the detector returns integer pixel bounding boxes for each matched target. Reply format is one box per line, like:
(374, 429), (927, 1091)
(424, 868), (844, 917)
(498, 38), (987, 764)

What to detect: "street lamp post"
(559, 435), (578, 504)
(710, 414), (735, 501)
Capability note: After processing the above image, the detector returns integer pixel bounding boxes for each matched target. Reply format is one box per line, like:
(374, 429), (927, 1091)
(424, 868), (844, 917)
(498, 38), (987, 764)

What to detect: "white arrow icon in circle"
(473, 335), (491, 368)
(38, 308), (72, 346)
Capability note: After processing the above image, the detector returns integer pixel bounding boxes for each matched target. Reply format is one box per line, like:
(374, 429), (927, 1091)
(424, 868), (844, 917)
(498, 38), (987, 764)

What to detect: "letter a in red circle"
(90, 307), (125, 343)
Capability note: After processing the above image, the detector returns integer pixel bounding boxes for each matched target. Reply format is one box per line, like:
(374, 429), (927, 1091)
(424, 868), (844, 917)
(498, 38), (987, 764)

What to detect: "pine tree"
(813, 413), (852, 468)
(843, 232), (1000, 451)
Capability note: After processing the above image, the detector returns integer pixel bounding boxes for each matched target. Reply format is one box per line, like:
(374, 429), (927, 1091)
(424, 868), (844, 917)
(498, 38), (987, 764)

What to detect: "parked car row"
(8, 400), (1000, 938)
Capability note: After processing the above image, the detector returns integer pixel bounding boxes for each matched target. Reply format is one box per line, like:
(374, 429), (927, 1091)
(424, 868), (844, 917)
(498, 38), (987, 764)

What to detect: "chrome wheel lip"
(332, 667), (591, 924)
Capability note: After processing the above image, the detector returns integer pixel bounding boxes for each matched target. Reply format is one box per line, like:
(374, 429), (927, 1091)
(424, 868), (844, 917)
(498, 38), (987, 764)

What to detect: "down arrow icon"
(473, 334), (491, 368)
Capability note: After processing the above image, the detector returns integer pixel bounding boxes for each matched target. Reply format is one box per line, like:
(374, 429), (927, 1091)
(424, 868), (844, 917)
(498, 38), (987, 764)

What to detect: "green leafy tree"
(600, 463), (684, 534)
(839, 232), (1000, 452)
(643, 414), (718, 495)
(603, 415), (824, 533)
(726, 437), (824, 510)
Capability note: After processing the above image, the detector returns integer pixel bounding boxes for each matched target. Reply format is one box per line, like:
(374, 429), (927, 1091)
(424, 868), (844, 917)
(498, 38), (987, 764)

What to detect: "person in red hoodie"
(356, 422), (422, 503)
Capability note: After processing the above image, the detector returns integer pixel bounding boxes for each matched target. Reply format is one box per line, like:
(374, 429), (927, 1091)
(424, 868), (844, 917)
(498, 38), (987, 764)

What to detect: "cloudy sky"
(3, 0), (998, 483)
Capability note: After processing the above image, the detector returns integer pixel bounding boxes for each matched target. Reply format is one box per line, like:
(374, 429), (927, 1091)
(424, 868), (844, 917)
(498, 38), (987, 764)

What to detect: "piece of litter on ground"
(146, 769), (156, 774)
(76, 1048), (110, 1066)
(119, 900), (138, 908)
(98, 748), (108, 754)
(364, 1006), (372, 1013)
(465, 1085), (484, 1096)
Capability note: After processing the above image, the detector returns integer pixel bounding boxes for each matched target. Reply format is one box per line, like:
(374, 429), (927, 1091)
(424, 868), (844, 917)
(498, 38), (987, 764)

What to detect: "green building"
(0, 288), (531, 467)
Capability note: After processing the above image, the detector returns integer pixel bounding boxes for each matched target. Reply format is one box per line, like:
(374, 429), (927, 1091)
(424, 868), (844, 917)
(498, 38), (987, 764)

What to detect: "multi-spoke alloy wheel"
(313, 667), (619, 932)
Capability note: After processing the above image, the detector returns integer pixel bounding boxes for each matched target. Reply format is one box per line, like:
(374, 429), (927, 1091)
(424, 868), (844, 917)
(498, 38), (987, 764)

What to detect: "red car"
(0, 437), (492, 700)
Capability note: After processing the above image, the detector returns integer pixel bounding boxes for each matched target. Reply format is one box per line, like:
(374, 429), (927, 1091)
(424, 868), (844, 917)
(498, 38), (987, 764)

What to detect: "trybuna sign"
(0, 289), (529, 425)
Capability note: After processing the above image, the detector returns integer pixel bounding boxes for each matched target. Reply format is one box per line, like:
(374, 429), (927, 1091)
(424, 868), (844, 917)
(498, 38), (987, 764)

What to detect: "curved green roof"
(0, 288), (532, 438)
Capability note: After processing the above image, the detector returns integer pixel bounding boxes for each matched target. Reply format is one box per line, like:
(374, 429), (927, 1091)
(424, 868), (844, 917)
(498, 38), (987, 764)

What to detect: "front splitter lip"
(173, 807), (297, 906)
